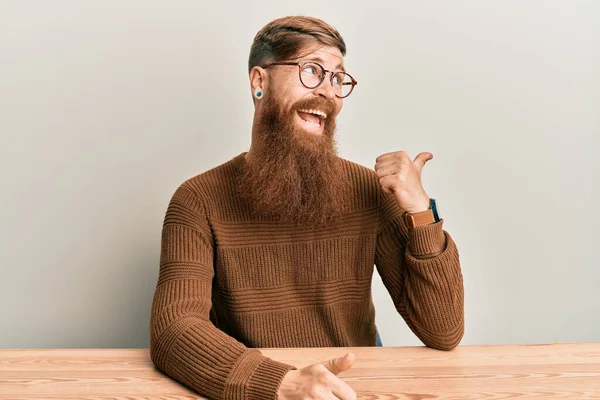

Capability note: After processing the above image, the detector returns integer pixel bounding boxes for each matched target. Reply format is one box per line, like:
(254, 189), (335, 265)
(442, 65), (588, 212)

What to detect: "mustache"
(291, 97), (336, 116)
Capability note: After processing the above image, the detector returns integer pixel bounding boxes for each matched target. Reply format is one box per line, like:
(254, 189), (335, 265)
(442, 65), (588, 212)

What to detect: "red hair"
(248, 16), (346, 73)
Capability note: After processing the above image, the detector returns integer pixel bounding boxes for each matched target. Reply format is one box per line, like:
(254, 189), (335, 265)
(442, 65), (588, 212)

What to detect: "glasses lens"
(333, 72), (355, 98)
(299, 62), (324, 88)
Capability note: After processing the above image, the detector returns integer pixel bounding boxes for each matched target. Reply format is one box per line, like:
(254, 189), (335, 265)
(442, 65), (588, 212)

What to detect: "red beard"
(238, 93), (349, 226)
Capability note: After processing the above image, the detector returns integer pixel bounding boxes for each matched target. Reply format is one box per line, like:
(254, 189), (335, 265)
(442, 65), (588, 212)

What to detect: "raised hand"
(374, 150), (433, 214)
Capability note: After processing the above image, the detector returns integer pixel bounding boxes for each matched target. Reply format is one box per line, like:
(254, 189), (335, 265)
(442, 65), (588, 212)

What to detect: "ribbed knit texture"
(149, 152), (464, 400)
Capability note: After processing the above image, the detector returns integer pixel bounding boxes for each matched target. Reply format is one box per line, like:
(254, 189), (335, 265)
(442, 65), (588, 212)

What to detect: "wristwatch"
(404, 198), (441, 228)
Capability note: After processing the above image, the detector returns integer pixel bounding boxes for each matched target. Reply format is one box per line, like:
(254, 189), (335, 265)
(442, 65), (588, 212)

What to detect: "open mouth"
(297, 108), (327, 131)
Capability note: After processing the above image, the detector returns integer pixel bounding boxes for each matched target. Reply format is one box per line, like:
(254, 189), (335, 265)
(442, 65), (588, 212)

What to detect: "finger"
(375, 150), (410, 164)
(323, 352), (355, 375)
(324, 393), (339, 400)
(330, 377), (357, 400)
(323, 353), (354, 375)
(313, 388), (338, 400)
(413, 152), (433, 172)
(374, 162), (402, 178)
(379, 176), (398, 194)
(375, 153), (411, 171)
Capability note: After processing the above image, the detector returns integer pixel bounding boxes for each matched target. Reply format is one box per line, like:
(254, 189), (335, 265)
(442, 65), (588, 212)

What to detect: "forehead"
(295, 45), (345, 71)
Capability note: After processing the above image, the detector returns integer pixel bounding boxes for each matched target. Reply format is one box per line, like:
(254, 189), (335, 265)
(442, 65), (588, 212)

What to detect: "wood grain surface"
(1, 343), (599, 399)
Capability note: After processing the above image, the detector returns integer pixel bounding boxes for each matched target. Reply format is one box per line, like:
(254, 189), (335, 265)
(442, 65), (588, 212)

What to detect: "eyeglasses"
(261, 61), (358, 98)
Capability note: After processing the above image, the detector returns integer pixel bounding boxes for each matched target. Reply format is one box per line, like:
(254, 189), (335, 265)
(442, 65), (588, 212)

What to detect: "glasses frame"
(261, 61), (358, 98)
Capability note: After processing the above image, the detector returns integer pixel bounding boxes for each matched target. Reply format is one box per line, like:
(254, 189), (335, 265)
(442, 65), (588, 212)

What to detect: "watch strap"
(404, 208), (436, 228)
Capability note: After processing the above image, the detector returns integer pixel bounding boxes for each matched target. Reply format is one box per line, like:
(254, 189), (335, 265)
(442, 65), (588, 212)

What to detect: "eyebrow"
(304, 57), (345, 72)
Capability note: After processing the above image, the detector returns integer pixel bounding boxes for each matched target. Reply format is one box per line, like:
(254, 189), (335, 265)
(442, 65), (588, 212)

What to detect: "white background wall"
(1, 0), (598, 348)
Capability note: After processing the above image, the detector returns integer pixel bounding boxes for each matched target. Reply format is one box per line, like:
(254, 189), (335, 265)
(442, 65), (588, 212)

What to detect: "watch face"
(430, 198), (440, 221)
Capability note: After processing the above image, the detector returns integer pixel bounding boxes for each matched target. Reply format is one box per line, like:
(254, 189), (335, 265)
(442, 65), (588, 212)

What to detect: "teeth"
(299, 108), (327, 119)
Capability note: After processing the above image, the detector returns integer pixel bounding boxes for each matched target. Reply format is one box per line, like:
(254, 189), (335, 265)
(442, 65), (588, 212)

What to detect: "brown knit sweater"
(149, 152), (464, 400)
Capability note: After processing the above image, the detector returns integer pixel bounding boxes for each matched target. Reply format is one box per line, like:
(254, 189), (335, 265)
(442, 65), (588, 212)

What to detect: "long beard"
(238, 94), (349, 226)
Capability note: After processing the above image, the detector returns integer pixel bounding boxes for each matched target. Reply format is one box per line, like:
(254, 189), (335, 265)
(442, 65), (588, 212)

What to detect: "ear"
(249, 66), (267, 97)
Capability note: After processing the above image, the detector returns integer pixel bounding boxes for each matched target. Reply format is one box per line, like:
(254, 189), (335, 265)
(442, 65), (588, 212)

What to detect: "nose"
(313, 73), (336, 99)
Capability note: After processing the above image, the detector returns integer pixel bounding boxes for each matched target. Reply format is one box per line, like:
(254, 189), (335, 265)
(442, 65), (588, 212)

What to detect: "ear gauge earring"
(254, 89), (263, 99)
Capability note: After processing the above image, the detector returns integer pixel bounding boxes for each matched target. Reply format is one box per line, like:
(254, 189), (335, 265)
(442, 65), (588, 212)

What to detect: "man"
(150, 16), (464, 400)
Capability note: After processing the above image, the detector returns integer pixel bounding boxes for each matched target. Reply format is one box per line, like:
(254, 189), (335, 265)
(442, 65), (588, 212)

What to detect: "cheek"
(276, 85), (306, 108)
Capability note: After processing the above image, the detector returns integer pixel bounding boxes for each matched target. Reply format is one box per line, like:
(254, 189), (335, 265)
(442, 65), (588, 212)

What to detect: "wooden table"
(1, 343), (599, 399)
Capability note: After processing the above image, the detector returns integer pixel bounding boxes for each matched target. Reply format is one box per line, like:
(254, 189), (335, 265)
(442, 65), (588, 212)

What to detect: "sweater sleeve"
(149, 184), (296, 400)
(374, 190), (464, 351)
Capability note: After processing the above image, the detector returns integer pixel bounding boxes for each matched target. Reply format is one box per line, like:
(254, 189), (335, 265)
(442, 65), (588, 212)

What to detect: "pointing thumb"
(413, 152), (433, 172)
(324, 352), (356, 375)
